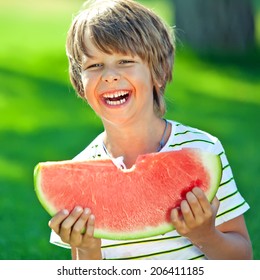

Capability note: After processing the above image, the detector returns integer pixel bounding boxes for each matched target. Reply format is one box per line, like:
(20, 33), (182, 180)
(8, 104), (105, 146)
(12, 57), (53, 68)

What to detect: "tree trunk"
(173, 0), (255, 53)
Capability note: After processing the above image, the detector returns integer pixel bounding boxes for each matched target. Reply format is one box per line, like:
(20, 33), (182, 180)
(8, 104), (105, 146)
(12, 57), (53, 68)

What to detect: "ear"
(154, 80), (163, 89)
(154, 73), (166, 89)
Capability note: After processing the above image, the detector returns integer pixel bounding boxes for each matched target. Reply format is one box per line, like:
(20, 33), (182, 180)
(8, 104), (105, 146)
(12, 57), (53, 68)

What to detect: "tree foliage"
(173, 0), (255, 53)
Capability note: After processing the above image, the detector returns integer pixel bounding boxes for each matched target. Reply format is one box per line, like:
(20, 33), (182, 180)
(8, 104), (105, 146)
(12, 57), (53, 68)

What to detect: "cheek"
(81, 75), (93, 99)
(139, 72), (154, 94)
(81, 76), (101, 110)
(128, 67), (153, 90)
(81, 74), (89, 89)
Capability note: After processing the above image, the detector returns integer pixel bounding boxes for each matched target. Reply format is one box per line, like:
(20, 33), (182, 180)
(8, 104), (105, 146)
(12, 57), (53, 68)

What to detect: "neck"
(102, 117), (171, 168)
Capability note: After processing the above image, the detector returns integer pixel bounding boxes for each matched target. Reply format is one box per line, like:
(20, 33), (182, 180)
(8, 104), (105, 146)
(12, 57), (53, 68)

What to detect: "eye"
(86, 63), (103, 70)
(119, 59), (135, 65)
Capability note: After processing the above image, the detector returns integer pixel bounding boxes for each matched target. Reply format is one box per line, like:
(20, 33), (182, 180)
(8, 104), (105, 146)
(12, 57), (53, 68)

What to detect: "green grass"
(0, 0), (260, 259)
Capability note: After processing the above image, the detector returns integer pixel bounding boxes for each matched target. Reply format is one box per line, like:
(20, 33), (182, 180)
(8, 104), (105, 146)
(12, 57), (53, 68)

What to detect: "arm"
(202, 215), (252, 260)
(71, 245), (102, 260)
(49, 207), (102, 260)
(171, 187), (253, 260)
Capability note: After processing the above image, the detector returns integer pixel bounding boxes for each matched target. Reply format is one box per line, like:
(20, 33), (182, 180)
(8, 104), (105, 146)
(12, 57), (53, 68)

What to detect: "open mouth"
(102, 90), (130, 106)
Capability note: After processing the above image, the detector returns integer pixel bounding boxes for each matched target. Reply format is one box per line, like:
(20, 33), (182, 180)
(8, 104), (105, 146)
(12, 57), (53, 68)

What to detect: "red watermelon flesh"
(34, 149), (222, 240)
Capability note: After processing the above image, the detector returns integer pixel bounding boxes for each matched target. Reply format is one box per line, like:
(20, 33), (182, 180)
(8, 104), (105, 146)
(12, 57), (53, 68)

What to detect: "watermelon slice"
(34, 149), (222, 240)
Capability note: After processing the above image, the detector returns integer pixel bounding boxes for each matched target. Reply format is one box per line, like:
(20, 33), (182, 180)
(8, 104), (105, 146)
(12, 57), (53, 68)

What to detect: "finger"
(72, 208), (91, 233)
(48, 209), (69, 234)
(70, 208), (91, 245)
(186, 191), (204, 219)
(85, 214), (96, 238)
(59, 206), (83, 241)
(191, 187), (211, 213)
(180, 199), (195, 226)
(171, 207), (181, 225)
(211, 196), (220, 214)
(170, 207), (187, 235)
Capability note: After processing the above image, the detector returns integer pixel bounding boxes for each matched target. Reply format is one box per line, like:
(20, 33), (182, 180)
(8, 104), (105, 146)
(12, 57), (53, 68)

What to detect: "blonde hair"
(66, 0), (175, 117)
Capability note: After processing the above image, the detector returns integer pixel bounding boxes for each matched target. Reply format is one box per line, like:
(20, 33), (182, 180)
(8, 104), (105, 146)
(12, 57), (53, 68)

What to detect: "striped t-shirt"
(50, 120), (249, 260)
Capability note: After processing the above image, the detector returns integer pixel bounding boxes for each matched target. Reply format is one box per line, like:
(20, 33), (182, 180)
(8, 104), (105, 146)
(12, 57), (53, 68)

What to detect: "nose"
(101, 68), (120, 83)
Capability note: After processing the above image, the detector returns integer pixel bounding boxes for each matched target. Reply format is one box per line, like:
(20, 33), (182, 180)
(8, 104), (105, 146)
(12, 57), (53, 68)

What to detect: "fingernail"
(84, 208), (90, 215)
(75, 206), (82, 212)
(63, 209), (69, 215)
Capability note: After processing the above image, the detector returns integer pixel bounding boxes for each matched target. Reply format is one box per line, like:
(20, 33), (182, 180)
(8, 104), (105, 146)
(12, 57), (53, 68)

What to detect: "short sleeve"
(212, 140), (250, 226)
(50, 230), (70, 249)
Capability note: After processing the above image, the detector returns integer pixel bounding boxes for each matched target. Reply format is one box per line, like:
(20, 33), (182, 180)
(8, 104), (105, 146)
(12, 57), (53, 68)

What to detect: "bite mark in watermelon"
(34, 149), (222, 240)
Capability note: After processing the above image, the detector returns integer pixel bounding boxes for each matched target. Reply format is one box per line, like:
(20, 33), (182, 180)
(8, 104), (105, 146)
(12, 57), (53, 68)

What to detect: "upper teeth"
(103, 91), (129, 98)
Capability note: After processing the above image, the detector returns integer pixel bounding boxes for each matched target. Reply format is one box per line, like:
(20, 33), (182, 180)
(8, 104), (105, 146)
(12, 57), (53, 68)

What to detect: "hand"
(48, 206), (101, 253)
(170, 187), (220, 246)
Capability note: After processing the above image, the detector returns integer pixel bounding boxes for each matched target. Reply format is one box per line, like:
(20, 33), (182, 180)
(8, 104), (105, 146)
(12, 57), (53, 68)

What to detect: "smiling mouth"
(102, 90), (130, 106)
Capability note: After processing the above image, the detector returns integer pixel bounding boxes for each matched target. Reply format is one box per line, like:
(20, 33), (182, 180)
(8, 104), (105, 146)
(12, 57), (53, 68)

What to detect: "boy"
(49, 0), (252, 260)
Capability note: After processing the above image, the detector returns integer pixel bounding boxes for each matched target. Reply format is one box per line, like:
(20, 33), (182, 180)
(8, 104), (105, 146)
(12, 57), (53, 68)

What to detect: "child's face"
(81, 34), (156, 125)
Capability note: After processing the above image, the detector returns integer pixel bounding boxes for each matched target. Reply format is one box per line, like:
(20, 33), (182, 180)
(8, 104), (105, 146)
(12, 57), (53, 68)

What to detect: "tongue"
(107, 94), (128, 102)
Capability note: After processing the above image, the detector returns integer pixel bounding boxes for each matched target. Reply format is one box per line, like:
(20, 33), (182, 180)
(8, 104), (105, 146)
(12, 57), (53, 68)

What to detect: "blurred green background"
(0, 0), (259, 259)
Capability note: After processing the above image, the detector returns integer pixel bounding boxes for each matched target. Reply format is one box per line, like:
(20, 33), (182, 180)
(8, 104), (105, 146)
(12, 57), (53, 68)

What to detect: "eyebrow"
(82, 53), (99, 62)
(84, 52), (97, 59)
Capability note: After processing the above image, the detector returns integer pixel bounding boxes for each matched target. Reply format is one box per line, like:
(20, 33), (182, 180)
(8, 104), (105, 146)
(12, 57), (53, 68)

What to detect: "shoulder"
(166, 120), (222, 153)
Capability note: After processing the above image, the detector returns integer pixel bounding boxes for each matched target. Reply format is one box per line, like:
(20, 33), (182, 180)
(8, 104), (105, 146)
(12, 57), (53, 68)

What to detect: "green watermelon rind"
(94, 223), (175, 240)
(201, 150), (222, 202)
(34, 163), (58, 216)
(34, 150), (222, 240)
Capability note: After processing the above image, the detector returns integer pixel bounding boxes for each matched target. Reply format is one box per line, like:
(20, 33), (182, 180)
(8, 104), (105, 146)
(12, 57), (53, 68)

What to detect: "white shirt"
(50, 120), (249, 260)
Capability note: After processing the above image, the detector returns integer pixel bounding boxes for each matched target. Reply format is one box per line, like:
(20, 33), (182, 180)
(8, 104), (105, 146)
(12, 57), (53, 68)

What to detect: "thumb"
(211, 196), (220, 215)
